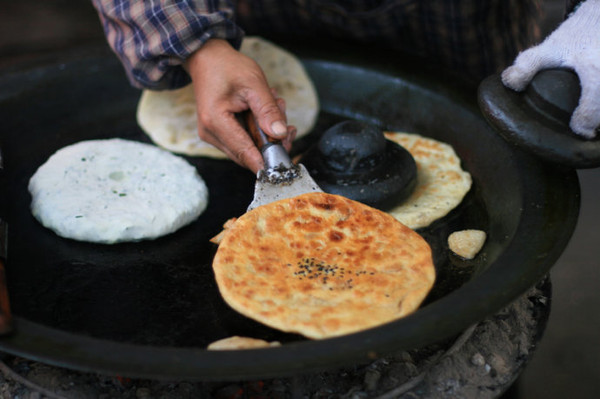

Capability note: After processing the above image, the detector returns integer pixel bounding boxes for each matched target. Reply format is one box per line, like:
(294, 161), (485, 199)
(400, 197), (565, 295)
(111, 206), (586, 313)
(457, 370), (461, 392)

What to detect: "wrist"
(184, 39), (234, 77)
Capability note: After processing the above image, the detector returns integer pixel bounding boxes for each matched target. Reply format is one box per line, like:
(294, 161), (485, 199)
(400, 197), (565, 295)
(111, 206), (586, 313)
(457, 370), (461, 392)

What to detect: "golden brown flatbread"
(384, 132), (472, 229)
(212, 192), (435, 339)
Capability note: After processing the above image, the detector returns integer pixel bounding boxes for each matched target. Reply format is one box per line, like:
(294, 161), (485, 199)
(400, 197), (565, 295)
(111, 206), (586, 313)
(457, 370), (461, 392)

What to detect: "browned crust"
(212, 192), (435, 339)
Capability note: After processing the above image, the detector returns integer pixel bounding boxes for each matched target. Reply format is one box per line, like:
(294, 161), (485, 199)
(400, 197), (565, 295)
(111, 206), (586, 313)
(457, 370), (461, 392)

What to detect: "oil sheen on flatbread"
(212, 192), (435, 339)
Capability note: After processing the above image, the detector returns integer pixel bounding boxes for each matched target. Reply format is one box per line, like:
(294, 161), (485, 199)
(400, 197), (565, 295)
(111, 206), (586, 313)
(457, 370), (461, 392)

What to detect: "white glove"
(501, 0), (600, 138)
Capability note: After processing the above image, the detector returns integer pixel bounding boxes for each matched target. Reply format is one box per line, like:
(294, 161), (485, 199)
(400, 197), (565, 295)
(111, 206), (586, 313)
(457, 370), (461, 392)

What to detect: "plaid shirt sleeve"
(92, 0), (244, 90)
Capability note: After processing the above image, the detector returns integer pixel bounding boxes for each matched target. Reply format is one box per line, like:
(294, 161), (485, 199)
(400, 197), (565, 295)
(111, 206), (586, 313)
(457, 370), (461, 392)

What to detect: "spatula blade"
(247, 164), (323, 211)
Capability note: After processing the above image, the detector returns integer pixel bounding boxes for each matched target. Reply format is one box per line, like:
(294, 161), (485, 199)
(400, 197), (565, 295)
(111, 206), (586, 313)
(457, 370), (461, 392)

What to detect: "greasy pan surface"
(0, 41), (579, 380)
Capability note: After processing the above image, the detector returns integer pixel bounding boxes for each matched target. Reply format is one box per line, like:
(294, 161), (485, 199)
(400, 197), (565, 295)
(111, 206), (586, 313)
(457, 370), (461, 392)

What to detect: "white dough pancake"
(137, 36), (319, 157)
(28, 139), (209, 244)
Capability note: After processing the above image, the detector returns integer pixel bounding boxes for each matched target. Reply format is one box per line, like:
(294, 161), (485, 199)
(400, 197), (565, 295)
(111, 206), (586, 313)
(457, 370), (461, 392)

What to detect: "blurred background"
(1, 1), (598, 398)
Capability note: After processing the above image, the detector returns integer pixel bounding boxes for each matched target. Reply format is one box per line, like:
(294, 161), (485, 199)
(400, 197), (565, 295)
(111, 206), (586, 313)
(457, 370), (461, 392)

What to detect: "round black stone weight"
(478, 68), (600, 168)
(300, 120), (417, 211)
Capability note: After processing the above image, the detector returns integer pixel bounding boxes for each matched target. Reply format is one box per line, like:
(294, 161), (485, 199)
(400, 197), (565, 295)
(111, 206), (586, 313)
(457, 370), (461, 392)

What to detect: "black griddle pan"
(0, 40), (580, 380)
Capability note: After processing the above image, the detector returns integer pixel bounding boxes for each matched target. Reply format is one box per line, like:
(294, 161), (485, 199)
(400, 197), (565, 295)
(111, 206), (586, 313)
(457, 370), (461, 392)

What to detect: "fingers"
(282, 126), (298, 152)
(273, 94), (296, 150)
(198, 112), (265, 174)
(274, 93), (286, 115)
(570, 63), (600, 138)
(185, 39), (296, 171)
(501, 43), (564, 91)
(196, 88), (294, 173)
(245, 82), (289, 140)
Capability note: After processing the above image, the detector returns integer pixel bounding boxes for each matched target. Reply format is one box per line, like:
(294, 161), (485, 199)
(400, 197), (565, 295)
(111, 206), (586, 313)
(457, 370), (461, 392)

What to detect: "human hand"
(185, 39), (296, 173)
(501, 0), (600, 138)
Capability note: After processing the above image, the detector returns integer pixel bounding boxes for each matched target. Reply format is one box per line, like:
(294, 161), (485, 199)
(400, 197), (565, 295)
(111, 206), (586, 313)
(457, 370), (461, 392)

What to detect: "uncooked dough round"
(28, 138), (209, 244)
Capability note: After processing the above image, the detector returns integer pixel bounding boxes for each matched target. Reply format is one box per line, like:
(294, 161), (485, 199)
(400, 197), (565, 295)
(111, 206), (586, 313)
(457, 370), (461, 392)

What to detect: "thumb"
(501, 42), (563, 91)
(246, 86), (288, 140)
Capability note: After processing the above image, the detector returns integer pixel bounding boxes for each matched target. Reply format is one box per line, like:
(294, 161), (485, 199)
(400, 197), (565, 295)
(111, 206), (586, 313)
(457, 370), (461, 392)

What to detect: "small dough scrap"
(209, 217), (238, 245)
(448, 229), (487, 259)
(207, 336), (281, 350)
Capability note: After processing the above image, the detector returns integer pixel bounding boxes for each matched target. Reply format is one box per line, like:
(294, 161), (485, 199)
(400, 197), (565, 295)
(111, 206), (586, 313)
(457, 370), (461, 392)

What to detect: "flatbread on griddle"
(448, 229), (487, 260)
(207, 336), (281, 350)
(212, 192), (435, 339)
(384, 132), (472, 229)
(137, 36), (319, 157)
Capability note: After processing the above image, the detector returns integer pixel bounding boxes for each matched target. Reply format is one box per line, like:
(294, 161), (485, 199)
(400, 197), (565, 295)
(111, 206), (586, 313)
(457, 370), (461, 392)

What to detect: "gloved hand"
(501, 0), (600, 138)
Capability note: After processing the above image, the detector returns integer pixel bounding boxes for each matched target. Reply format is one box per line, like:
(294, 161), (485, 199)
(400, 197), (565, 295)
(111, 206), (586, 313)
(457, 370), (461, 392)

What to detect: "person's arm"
(501, 0), (600, 138)
(92, 0), (293, 172)
(91, 0), (243, 90)
(184, 39), (295, 173)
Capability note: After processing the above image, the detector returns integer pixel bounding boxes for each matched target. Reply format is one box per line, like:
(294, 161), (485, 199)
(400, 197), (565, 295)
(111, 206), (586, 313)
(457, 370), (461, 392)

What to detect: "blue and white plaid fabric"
(92, 0), (243, 89)
(93, 0), (545, 89)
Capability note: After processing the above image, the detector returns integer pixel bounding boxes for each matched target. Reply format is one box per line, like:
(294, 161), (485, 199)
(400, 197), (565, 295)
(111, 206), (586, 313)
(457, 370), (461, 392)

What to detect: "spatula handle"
(245, 111), (274, 148)
(244, 112), (294, 170)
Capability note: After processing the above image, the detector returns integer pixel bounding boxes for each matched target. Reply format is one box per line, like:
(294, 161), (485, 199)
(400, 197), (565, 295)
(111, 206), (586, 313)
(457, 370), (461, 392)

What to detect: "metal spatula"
(244, 113), (322, 211)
